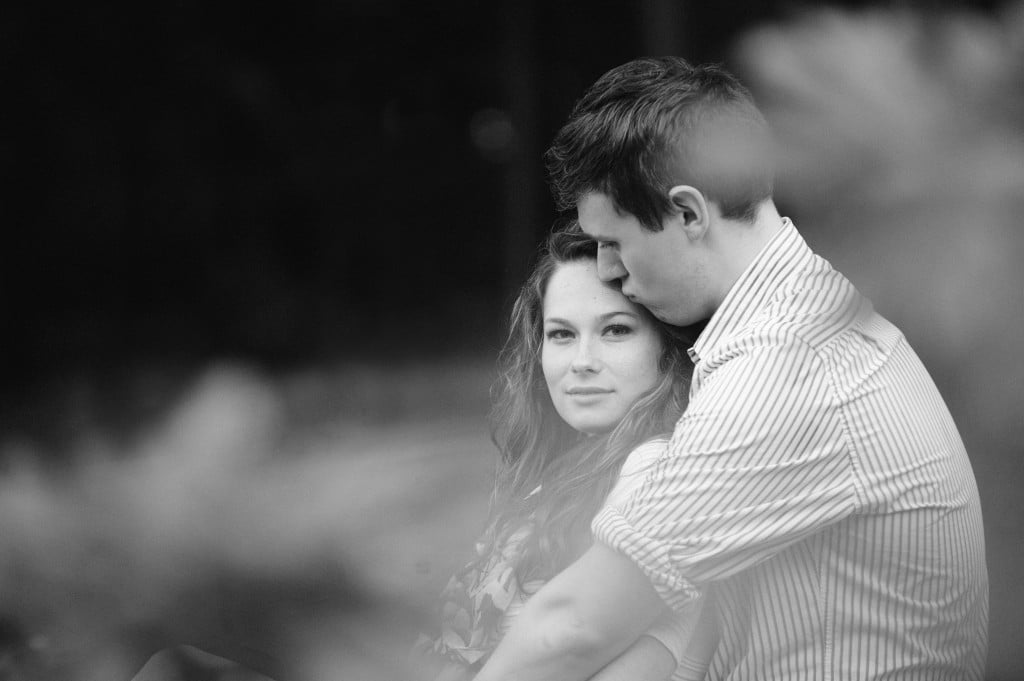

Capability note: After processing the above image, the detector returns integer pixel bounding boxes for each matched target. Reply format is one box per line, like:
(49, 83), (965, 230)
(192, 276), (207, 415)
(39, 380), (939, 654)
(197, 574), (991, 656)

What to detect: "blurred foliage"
(736, 4), (1024, 678)
(0, 362), (495, 680)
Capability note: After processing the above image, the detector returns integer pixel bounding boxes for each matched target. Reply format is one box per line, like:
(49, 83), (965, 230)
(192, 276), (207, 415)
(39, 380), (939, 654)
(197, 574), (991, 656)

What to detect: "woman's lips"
(566, 387), (613, 395)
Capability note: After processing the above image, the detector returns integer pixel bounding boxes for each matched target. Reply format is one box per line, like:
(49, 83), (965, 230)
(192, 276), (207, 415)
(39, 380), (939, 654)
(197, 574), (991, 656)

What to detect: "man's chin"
(652, 307), (709, 331)
(648, 306), (678, 324)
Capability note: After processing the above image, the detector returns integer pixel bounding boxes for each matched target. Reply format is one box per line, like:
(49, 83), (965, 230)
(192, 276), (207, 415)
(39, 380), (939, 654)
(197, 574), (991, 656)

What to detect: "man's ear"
(667, 185), (710, 240)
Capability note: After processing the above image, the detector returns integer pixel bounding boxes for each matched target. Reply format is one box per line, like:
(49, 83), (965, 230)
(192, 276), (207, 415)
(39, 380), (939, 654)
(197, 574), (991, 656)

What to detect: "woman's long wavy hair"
(484, 226), (693, 582)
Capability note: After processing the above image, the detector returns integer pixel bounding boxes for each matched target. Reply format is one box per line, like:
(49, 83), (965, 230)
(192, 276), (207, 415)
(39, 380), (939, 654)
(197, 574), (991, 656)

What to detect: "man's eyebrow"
(578, 225), (611, 241)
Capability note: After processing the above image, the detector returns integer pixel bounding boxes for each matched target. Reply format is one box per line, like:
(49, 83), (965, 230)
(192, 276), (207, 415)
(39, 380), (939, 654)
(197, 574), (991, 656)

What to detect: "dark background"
(1, 2), (1020, 680)
(3, 0), (939, 402)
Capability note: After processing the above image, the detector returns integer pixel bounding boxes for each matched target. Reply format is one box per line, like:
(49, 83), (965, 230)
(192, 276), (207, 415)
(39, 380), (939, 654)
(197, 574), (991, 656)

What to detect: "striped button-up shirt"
(592, 219), (988, 680)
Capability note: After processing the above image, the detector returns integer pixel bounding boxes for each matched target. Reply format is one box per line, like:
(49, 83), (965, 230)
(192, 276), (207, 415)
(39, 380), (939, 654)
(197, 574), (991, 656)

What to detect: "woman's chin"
(567, 416), (617, 436)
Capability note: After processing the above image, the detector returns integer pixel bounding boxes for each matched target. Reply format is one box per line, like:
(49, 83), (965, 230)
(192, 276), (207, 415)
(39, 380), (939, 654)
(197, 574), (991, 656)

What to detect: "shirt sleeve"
(592, 336), (860, 610)
(605, 438), (670, 510)
(604, 438), (711, 673)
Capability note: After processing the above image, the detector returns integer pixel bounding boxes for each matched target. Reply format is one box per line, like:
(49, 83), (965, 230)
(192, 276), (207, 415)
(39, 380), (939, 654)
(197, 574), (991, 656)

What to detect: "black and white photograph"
(1, 1), (1021, 679)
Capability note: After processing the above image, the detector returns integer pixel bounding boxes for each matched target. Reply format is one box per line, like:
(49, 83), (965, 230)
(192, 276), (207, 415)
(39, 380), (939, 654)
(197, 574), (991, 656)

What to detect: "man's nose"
(570, 337), (601, 373)
(597, 249), (627, 282)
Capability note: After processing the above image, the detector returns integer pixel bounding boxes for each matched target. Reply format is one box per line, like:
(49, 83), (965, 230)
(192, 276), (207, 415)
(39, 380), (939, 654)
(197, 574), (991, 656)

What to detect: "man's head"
(546, 57), (777, 325)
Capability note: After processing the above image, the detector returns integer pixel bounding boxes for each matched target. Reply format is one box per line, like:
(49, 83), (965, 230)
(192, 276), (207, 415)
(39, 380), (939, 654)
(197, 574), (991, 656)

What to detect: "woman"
(413, 227), (716, 681)
(131, 228), (714, 681)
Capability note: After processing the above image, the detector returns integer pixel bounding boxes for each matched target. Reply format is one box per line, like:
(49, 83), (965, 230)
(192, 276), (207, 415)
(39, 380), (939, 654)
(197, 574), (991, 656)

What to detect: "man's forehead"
(578, 192), (620, 227)
(578, 190), (613, 213)
(577, 219), (602, 238)
(577, 192), (638, 240)
(577, 221), (614, 244)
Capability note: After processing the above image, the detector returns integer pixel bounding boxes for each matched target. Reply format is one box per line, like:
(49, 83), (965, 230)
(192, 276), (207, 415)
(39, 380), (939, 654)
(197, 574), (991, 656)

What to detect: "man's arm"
(473, 541), (665, 681)
(587, 635), (677, 681)
(592, 339), (858, 608)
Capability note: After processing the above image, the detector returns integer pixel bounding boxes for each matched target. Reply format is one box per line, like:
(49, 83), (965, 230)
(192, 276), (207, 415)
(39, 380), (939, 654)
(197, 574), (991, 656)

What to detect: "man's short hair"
(546, 57), (774, 229)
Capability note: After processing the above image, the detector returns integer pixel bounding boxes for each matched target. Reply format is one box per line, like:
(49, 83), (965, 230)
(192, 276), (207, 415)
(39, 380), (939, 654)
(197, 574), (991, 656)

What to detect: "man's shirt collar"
(690, 218), (808, 363)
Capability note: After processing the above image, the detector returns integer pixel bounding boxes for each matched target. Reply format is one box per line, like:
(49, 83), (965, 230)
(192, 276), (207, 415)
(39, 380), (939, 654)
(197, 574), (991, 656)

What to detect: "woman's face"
(541, 260), (665, 434)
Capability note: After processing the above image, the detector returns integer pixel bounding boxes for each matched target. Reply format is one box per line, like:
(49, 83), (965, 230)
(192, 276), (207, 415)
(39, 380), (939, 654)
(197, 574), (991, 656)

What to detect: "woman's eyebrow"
(544, 311), (638, 325)
(540, 309), (634, 323)
(599, 311), (638, 321)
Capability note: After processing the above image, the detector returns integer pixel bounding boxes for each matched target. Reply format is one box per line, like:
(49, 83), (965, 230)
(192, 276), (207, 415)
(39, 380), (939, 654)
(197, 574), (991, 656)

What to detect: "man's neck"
(709, 200), (785, 308)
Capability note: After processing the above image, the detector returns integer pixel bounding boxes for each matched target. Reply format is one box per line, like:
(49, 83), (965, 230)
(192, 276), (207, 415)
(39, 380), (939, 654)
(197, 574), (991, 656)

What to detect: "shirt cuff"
(591, 505), (701, 612)
(641, 596), (703, 667)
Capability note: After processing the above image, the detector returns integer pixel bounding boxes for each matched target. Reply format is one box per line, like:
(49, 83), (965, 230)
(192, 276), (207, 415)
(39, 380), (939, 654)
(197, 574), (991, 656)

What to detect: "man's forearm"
(472, 599), (615, 681)
(474, 542), (665, 681)
(587, 635), (677, 681)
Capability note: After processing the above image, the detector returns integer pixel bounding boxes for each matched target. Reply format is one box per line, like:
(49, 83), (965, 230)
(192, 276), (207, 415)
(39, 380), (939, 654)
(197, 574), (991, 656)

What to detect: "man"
(474, 57), (988, 680)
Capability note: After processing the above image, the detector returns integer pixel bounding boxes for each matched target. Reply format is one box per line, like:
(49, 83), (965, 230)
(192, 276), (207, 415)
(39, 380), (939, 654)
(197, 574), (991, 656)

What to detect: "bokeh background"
(2, 1), (1022, 679)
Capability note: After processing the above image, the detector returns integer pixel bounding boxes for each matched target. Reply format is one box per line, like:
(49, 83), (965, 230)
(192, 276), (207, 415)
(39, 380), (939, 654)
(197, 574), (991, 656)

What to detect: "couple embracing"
(414, 57), (988, 681)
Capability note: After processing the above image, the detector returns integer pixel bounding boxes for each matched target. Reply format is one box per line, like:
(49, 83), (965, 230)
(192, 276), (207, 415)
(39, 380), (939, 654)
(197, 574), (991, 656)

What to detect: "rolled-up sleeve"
(592, 336), (860, 610)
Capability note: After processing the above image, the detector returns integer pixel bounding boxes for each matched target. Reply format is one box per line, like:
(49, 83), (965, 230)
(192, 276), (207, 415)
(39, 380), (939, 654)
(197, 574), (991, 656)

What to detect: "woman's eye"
(546, 329), (573, 341)
(605, 324), (633, 337)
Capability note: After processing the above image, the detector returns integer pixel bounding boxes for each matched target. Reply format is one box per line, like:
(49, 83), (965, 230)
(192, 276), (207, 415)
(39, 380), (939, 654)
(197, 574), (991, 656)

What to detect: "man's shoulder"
(695, 269), (885, 394)
(752, 262), (870, 350)
(696, 247), (905, 382)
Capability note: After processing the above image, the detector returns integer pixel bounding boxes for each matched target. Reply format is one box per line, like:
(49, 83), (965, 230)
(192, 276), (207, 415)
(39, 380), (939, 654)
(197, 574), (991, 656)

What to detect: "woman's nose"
(570, 338), (601, 373)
